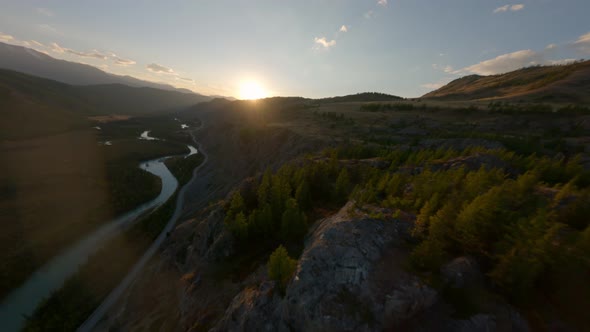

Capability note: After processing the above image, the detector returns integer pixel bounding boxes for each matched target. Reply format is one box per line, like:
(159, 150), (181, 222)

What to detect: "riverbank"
(19, 126), (206, 332)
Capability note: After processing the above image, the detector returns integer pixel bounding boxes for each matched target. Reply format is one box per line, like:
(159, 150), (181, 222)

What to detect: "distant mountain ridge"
(422, 60), (590, 103)
(0, 69), (211, 139)
(317, 92), (404, 103)
(0, 42), (203, 95)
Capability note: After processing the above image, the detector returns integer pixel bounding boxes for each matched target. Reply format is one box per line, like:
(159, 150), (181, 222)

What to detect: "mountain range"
(0, 42), (197, 94)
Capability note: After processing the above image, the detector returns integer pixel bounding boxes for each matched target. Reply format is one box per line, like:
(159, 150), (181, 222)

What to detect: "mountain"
(0, 42), (202, 94)
(422, 60), (590, 103)
(317, 92), (404, 103)
(0, 69), (210, 139)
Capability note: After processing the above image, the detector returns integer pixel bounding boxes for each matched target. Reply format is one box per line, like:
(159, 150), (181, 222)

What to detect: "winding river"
(0, 135), (198, 332)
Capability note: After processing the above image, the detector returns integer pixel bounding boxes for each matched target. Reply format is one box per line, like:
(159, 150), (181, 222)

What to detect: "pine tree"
(333, 168), (351, 204)
(280, 198), (307, 241)
(295, 180), (312, 211)
(257, 169), (272, 205)
(227, 212), (248, 240)
(268, 245), (297, 293)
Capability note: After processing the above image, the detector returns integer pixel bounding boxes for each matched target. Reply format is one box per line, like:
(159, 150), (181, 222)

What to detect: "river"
(0, 136), (197, 331)
(78, 127), (207, 331)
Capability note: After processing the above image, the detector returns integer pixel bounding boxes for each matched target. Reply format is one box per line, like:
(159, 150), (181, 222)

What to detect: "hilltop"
(422, 60), (590, 103)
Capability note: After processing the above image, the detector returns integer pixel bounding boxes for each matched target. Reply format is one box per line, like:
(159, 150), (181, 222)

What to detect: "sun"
(238, 81), (268, 100)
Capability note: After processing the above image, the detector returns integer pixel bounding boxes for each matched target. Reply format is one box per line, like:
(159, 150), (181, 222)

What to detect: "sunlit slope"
(422, 60), (590, 103)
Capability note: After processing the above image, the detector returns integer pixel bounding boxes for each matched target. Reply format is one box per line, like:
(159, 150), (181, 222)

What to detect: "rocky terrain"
(90, 89), (590, 331)
(100, 198), (531, 332)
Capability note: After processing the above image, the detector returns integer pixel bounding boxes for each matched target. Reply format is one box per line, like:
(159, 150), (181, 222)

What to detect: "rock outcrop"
(210, 202), (530, 332)
(212, 202), (439, 331)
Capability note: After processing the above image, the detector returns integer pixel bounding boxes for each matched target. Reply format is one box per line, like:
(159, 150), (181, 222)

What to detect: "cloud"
(364, 10), (374, 19)
(493, 4), (525, 13)
(339, 25), (348, 33)
(573, 31), (590, 54)
(30, 40), (44, 48)
(147, 63), (175, 74)
(65, 48), (108, 60)
(377, 0), (388, 6)
(545, 43), (557, 50)
(36, 7), (54, 17)
(510, 4), (524, 11)
(48, 42), (110, 60)
(178, 77), (194, 82)
(314, 37), (336, 49)
(462, 50), (542, 75)
(0, 32), (14, 41)
(432, 64), (456, 74)
(50, 42), (65, 53)
(548, 59), (577, 65)
(421, 82), (445, 90)
(108, 53), (136, 66)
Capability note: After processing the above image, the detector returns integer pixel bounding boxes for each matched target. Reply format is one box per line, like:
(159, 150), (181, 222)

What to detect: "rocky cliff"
(100, 201), (529, 331)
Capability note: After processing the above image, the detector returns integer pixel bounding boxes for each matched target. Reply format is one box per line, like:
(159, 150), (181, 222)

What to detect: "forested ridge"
(223, 145), (590, 326)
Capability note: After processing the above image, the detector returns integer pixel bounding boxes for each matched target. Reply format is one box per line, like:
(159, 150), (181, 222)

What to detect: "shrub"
(268, 245), (297, 293)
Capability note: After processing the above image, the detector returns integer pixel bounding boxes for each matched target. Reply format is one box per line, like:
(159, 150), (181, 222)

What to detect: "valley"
(0, 40), (589, 332)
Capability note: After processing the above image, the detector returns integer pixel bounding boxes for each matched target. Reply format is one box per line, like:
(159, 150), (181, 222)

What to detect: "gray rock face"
(213, 202), (437, 331)
(383, 281), (438, 325)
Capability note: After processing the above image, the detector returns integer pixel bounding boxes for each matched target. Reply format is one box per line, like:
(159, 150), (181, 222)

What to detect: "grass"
(165, 153), (205, 186)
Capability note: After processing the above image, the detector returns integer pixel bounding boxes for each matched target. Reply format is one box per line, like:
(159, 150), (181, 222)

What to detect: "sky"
(0, 0), (589, 98)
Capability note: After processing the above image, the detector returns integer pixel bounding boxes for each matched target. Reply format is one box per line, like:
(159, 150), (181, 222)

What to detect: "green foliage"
(225, 155), (357, 247)
(267, 245), (297, 293)
(295, 180), (312, 211)
(333, 168), (352, 203)
(280, 199), (308, 241)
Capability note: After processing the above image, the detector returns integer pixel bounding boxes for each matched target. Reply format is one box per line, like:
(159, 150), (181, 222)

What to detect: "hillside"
(422, 60), (590, 103)
(318, 92), (404, 103)
(0, 69), (210, 139)
(0, 42), (202, 94)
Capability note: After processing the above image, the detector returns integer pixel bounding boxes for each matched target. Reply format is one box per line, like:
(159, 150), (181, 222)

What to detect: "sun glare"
(239, 81), (267, 100)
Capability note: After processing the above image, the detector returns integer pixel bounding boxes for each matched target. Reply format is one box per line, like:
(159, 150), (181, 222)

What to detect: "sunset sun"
(239, 81), (268, 100)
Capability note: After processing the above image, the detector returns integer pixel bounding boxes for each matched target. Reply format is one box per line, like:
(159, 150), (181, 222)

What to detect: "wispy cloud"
(30, 40), (44, 48)
(462, 50), (541, 75)
(573, 31), (590, 54)
(494, 4), (525, 13)
(545, 43), (558, 50)
(432, 64), (457, 74)
(66, 49), (108, 60)
(50, 43), (108, 60)
(377, 0), (388, 6)
(0, 32), (14, 42)
(179, 77), (194, 82)
(147, 63), (175, 74)
(364, 10), (374, 19)
(548, 59), (577, 65)
(314, 37), (336, 50)
(36, 7), (54, 17)
(108, 53), (136, 66)
(421, 82), (445, 90)
(50, 42), (65, 53)
(339, 25), (348, 33)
